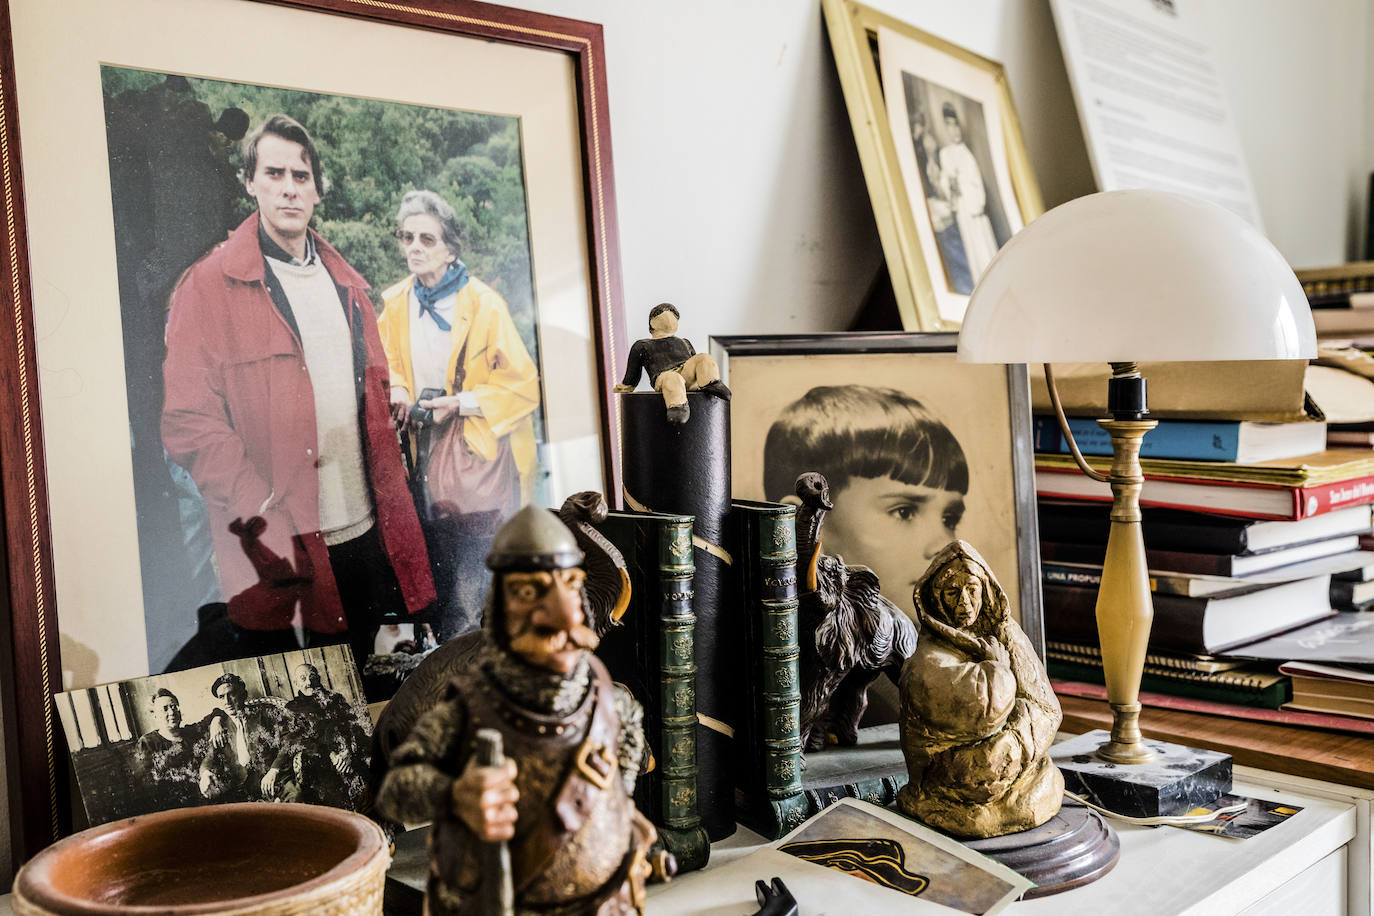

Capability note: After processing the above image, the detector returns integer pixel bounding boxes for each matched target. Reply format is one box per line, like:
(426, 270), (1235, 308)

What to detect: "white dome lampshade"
(956, 190), (1317, 364)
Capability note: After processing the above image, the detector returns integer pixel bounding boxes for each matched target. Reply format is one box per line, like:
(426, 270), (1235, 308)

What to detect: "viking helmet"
(486, 504), (584, 572)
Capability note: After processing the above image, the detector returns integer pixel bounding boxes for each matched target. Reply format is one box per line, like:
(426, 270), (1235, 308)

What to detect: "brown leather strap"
(554, 657), (620, 832)
(512, 658), (620, 894)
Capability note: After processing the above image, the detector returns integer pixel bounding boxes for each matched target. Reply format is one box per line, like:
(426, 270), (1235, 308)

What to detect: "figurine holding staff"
(376, 505), (670, 914)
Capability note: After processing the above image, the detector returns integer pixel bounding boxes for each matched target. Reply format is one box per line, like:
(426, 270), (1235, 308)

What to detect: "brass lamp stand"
(954, 189), (1314, 816)
(1048, 363), (1157, 764)
(1045, 362), (1234, 815)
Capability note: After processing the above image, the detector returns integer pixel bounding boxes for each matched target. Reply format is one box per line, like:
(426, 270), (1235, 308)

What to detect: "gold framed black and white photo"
(711, 332), (1042, 650)
(823, 0), (1043, 330)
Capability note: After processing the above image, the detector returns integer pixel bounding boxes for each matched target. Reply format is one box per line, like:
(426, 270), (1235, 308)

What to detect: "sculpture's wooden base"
(963, 802), (1120, 899)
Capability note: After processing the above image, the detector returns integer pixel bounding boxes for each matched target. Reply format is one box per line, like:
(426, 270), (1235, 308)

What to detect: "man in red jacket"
(162, 114), (435, 673)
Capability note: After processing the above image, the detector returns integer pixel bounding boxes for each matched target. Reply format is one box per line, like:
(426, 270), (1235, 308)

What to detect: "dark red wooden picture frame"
(0, 0), (626, 863)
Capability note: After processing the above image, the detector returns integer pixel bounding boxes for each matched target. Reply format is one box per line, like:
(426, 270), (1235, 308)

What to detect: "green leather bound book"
(729, 500), (809, 839)
(1047, 657), (1291, 709)
(594, 510), (709, 872)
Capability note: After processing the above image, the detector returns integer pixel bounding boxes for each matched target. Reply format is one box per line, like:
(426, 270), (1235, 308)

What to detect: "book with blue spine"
(1034, 415), (1327, 463)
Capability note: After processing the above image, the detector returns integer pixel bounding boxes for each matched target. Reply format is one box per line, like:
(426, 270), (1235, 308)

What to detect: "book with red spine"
(1036, 465), (1374, 520)
(1052, 679), (1374, 737)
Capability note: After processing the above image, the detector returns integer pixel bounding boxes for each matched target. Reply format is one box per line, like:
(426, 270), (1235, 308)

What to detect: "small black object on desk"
(752, 877), (799, 916)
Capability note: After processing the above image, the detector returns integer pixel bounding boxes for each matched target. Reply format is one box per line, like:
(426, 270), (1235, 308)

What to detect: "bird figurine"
(794, 472), (918, 754)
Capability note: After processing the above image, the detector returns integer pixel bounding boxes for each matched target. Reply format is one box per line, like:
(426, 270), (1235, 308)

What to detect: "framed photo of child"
(711, 332), (1042, 655)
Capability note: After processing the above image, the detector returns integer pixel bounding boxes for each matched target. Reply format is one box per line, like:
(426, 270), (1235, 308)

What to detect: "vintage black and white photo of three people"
(55, 645), (370, 825)
(102, 68), (548, 699)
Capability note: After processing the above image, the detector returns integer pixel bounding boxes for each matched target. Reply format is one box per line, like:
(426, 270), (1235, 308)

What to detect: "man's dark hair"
(211, 672), (248, 701)
(941, 101), (959, 122)
(648, 303), (679, 327)
(241, 114), (325, 197)
(763, 385), (968, 502)
(148, 687), (179, 711)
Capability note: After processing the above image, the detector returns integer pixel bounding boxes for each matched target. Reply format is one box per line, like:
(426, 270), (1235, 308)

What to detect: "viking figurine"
(614, 303), (730, 424)
(897, 541), (1063, 838)
(375, 502), (669, 914)
(371, 491), (631, 782)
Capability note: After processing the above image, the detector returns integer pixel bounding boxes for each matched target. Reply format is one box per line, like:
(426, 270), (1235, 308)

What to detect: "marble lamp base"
(1052, 729), (1233, 818)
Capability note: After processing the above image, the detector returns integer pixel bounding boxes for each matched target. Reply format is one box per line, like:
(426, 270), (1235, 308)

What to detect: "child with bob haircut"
(764, 384), (969, 617)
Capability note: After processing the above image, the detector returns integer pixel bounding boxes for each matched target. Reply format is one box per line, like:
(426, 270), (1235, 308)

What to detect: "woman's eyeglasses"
(395, 230), (441, 248)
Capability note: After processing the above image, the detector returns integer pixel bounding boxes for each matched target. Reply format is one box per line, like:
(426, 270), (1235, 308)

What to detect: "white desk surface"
(651, 766), (1358, 916)
(0, 768), (1358, 916)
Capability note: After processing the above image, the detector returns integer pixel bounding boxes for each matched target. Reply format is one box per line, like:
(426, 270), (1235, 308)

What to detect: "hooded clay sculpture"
(896, 540), (1063, 838)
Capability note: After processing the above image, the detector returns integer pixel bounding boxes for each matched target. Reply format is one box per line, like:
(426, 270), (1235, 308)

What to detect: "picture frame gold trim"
(0, 0), (628, 861)
(822, 0), (1044, 331)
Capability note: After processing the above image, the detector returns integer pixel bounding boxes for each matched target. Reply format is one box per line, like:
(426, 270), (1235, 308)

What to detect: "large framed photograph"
(0, 0), (626, 855)
(822, 0), (1043, 330)
(711, 332), (1042, 651)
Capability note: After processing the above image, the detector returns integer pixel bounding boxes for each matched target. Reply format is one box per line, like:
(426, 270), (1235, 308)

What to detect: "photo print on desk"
(1174, 794), (1303, 840)
(54, 644), (371, 826)
(778, 800), (1029, 914)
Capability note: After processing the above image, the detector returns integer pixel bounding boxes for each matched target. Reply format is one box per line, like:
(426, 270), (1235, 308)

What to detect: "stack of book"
(1208, 613), (1374, 726)
(1046, 640), (1289, 709)
(1280, 662), (1374, 719)
(1304, 348), (1374, 448)
(1037, 415), (1374, 717)
(1297, 262), (1374, 343)
(1034, 443), (1374, 522)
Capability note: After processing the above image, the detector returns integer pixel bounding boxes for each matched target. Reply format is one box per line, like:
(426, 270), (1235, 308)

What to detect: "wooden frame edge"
(0, 0), (66, 864)
(1, 0), (629, 860)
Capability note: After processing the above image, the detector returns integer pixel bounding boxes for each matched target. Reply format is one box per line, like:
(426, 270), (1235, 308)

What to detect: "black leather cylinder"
(620, 391), (735, 839)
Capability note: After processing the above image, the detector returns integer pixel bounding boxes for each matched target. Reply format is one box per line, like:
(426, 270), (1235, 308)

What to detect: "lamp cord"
(1064, 790), (1250, 826)
(1045, 364), (1111, 483)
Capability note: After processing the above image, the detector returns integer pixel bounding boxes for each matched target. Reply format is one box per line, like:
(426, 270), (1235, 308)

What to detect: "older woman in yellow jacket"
(377, 189), (540, 637)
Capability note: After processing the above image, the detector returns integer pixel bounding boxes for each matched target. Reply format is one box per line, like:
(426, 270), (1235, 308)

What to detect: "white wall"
(507, 0), (1374, 345)
(1197, 0), (1374, 268)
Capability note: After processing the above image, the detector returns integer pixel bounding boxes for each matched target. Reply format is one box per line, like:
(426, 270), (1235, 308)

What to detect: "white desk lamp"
(958, 189), (1316, 767)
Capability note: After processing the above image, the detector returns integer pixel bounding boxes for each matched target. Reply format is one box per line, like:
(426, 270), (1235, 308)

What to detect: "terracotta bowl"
(11, 803), (389, 915)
